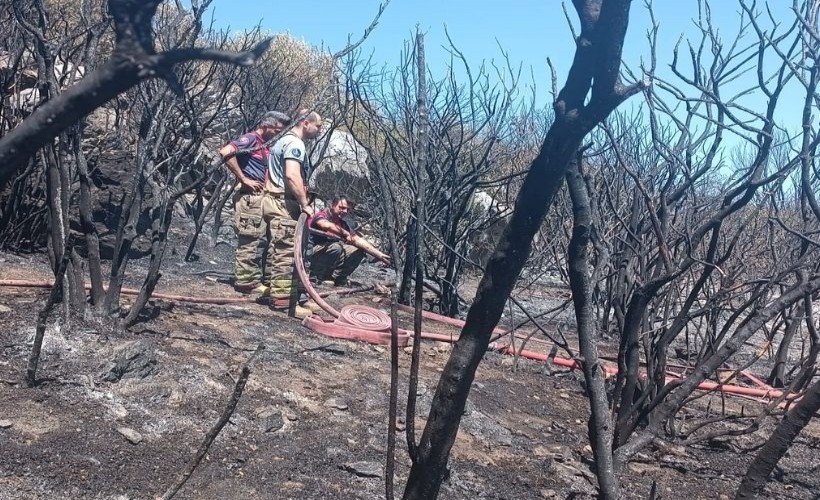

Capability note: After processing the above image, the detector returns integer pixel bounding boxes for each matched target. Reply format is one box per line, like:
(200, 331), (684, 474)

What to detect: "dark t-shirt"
(230, 131), (269, 182)
(310, 209), (355, 245)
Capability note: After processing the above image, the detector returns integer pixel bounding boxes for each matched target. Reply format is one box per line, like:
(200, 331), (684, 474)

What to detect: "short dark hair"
(331, 195), (352, 206)
(259, 110), (291, 127)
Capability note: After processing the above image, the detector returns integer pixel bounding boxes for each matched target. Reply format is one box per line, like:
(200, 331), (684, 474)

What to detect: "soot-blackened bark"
(402, 2), (642, 496)
(404, 0), (641, 500)
(566, 159), (620, 499)
(735, 377), (820, 499)
(0, 0), (270, 189)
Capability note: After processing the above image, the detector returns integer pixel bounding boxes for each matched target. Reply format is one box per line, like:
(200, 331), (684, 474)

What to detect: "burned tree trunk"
(566, 157), (619, 499)
(402, 4), (644, 497)
(122, 200), (173, 328)
(406, 30), (429, 463)
(735, 377), (820, 499)
(768, 304), (803, 388)
(73, 125), (106, 311)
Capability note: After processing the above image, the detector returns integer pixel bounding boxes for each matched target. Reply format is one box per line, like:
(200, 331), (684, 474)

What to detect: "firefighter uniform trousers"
(233, 190), (266, 287)
(233, 182), (301, 299)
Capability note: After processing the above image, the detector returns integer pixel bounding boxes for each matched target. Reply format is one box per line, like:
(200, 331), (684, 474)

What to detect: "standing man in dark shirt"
(309, 195), (391, 286)
(219, 111), (290, 293)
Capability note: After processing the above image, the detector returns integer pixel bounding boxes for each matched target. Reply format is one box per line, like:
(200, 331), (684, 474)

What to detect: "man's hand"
(220, 144), (261, 193)
(378, 254), (392, 266)
(241, 176), (263, 193)
(301, 205), (315, 217)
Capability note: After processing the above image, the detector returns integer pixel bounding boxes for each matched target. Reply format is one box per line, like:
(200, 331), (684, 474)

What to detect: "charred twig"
(159, 343), (265, 500)
(681, 417), (758, 446)
(300, 344), (347, 355)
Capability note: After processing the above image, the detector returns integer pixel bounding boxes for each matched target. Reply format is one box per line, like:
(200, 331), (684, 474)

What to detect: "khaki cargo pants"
(264, 194), (302, 300)
(233, 190), (266, 287)
(232, 183), (301, 298)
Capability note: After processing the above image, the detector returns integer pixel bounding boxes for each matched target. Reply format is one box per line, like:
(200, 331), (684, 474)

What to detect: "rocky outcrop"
(311, 128), (370, 203)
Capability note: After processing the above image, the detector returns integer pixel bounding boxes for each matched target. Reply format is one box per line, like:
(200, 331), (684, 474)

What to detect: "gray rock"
(262, 411), (284, 433)
(98, 340), (158, 383)
(108, 403), (128, 420)
(340, 461), (383, 479)
(547, 444), (574, 463)
(326, 399), (349, 411)
(168, 390), (184, 407)
(0, 304), (12, 314)
(116, 427), (142, 444)
(311, 129), (370, 198)
(0, 419), (13, 429)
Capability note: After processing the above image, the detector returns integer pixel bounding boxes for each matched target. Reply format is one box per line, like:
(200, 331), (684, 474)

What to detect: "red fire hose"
(0, 279), (371, 304)
(0, 215), (799, 404)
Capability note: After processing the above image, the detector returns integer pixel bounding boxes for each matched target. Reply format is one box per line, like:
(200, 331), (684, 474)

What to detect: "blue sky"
(206, 1), (803, 137)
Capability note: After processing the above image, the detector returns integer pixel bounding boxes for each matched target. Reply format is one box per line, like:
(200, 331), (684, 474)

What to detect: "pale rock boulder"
(310, 126), (370, 203)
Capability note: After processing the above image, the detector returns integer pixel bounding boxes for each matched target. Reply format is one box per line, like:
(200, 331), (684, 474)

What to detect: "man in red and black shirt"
(219, 111), (290, 292)
(309, 195), (391, 286)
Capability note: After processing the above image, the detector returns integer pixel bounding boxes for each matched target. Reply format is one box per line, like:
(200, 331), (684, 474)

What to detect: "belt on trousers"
(237, 188), (285, 198)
